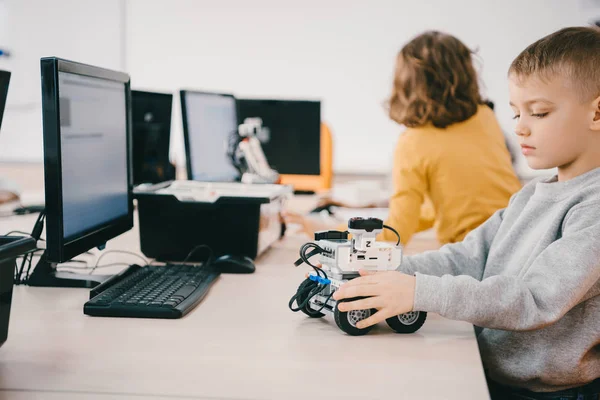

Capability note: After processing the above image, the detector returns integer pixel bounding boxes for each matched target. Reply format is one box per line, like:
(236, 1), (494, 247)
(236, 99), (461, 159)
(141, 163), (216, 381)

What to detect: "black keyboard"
(84, 264), (219, 319)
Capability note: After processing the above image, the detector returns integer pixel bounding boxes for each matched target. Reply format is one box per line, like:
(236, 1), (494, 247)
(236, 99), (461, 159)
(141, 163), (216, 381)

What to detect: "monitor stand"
(27, 251), (111, 288)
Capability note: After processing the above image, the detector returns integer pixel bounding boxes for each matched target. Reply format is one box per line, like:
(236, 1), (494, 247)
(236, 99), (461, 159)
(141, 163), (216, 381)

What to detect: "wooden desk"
(0, 211), (489, 400)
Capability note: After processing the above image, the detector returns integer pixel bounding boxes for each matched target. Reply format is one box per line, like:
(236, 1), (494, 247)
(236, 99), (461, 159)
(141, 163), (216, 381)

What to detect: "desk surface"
(0, 203), (489, 400)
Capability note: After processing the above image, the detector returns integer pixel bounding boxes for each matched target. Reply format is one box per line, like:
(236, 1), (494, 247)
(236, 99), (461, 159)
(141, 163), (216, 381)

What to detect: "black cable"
(89, 250), (148, 275)
(299, 243), (320, 267)
(383, 224), (401, 246)
(288, 287), (310, 312)
(302, 284), (329, 309)
(182, 244), (215, 265)
(293, 248), (320, 266)
(57, 262), (129, 272)
(5, 229), (45, 281)
(289, 279), (334, 314)
(30, 211), (46, 240)
(297, 242), (328, 280)
(289, 242), (331, 313)
(289, 281), (325, 312)
(5, 230), (34, 237)
(13, 248), (43, 284)
(299, 283), (325, 308)
(16, 211), (45, 284)
(289, 279), (315, 311)
(289, 241), (338, 313)
(22, 252), (36, 283)
(311, 292), (334, 315)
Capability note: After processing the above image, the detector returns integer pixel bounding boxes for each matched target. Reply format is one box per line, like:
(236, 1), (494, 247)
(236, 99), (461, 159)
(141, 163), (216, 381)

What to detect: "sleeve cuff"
(398, 256), (414, 274)
(413, 273), (447, 314)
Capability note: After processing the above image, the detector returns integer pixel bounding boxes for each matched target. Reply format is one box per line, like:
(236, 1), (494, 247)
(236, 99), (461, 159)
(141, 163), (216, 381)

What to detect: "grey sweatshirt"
(401, 167), (600, 392)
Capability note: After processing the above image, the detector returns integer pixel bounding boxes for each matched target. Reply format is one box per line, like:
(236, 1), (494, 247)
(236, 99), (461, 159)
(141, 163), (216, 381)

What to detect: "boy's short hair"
(387, 31), (482, 129)
(509, 26), (600, 101)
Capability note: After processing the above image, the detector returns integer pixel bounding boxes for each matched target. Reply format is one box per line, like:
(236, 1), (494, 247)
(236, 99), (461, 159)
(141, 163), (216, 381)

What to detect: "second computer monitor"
(131, 90), (174, 185)
(236, 99), (321, 176)
(180, 90), (240, 182)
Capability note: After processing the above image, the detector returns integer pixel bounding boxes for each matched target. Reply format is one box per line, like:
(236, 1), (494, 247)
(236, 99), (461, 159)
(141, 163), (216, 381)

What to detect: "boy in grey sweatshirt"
(333, 27), (600, 398)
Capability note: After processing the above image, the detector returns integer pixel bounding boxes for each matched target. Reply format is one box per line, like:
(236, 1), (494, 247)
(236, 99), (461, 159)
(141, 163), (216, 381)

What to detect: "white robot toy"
(228, 117), (280, 184)
(289, 217), (427, 336)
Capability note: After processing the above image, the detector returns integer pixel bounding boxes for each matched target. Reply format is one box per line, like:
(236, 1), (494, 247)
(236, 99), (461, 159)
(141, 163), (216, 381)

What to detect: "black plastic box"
(135, 182), (289, 262)
(0, 236), (36, 347)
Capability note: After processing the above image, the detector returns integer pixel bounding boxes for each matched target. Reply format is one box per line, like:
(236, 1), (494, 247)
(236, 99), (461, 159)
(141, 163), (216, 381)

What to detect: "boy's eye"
(512, 115), (520, 120)
(531, 112), (549, 118)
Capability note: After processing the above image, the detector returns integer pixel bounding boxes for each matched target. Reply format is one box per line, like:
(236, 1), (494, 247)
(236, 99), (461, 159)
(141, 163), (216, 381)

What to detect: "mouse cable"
(88, 250), (149, 275)
(182, 244), (215, 266)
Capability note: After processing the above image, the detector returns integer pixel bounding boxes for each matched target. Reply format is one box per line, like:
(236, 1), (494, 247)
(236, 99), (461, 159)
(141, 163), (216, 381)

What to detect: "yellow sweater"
(378, 105), (522, 245)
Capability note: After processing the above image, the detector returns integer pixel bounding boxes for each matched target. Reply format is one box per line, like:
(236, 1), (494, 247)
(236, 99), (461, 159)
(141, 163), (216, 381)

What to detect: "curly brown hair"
(387, 31), (483, 129)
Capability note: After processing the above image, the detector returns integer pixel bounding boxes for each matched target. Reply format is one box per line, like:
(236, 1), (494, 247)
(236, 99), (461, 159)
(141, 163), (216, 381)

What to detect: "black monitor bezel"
(179, 89), (239, 181)
(131, 89), (174, 185)
(0, 70), (11, 130)
(235, 98), (322, 176)
(40, 57), (134, 263)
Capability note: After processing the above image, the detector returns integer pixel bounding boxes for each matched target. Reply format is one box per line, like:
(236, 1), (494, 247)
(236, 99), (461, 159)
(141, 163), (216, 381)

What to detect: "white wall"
(1, 0), (599, 177)
(126, 0), (600, 176)
(0, 0), (125, 162)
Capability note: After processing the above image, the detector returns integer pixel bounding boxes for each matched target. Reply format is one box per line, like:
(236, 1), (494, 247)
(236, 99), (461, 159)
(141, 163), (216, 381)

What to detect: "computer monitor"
(28, 57), (133, 288)
(180, 90), (240, 182)
(0, 70), (10, 128)
(235, 99), (321, 176)
(0, 70), (16, 202)
(131, 90), (174, 185)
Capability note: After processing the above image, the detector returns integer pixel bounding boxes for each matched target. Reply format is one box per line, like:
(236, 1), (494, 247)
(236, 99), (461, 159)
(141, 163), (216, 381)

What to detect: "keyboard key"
(173, 285), (197, 298)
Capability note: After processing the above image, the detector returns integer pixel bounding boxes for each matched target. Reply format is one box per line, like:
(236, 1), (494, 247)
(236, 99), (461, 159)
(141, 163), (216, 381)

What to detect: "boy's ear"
(592, 95), (600, 131)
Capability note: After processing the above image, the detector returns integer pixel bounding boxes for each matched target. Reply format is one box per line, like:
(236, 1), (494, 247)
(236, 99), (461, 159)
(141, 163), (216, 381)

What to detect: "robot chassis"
(289, 217), (427, 336)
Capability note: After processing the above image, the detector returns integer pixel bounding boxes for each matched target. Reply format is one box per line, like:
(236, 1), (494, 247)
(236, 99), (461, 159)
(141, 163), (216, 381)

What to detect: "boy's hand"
(282, 211), (317, 238)
(282, 211), (336, 238)
(333, 270), (416, 329)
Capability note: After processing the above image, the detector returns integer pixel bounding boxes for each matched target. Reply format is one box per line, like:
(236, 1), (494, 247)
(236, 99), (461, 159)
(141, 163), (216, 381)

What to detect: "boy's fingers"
(334, 284), (377, 300)
(336, 296), (379, 312)
(340, 274), (378, 289)
(359, 269), (377, 276)
(355, 311), (387, 329)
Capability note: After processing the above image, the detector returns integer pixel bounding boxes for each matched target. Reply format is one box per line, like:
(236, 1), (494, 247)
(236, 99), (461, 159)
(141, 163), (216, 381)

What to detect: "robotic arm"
(228, 118), (280, 184)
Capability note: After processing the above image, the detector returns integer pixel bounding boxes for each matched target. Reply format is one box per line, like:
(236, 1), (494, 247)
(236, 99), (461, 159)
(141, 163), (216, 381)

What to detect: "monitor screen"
(180, 91), (239, 182)
(236, 99), (321, 176)
(0, 70), (10, 130)
(58, 72), (128, 239)
(131, 90), (173, 185)
(41, 58), (133, 263)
